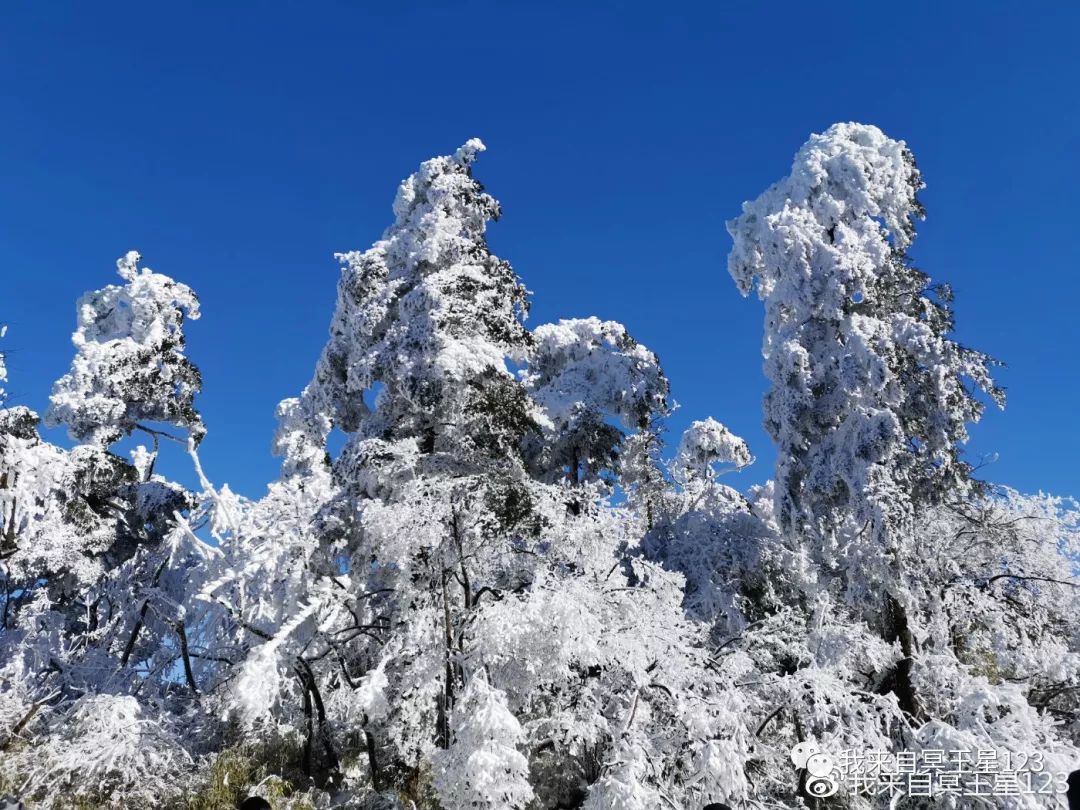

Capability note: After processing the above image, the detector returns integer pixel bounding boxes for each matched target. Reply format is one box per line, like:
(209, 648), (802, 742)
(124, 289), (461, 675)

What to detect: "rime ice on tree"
(1, 128), (1078, 810)
(46, 251), (203, 447)
(727, 123), (1002, 598)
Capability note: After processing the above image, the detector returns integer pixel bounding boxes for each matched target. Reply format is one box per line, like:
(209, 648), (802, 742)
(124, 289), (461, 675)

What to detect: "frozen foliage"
(2, 128), (1078, 810)
(46, 251), (204, 447)
(10, 694), (193, 805)
(672, 417), (751, 486)
(432, 671), (534, 810)
(2, 254), (207, 809)
(582, 742), (663, 810)
(521, 317), (669, 485)
(728, 123), (1007, 641)
(275, 137), (532, 477)
(716, 124), (1078, 808)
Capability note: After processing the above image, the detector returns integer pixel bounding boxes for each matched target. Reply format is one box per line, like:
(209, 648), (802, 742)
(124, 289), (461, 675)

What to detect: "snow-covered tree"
(521, 317), (669, 487)
(1, 126), (1077, 810)
(190, 141), (543, 790)
(727, 123), (1004, 623)
(432, 671), (533, 810)
(730, 125), (999, 537)
(278, 137), (534, 473)
(187, 141), (755, 809)
(715, 123), (1079, 808)
(46, 250), (204, 447)
(1, 254), (209, 808)
(671, 417), (751, 489)
(642, 420), (773, 633)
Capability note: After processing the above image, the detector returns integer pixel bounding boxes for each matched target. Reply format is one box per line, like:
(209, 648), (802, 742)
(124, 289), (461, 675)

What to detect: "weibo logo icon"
(790, 742), (841, 797)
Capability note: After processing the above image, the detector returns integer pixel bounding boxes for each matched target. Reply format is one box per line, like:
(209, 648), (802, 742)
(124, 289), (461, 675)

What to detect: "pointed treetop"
(278, 137), (533, 472)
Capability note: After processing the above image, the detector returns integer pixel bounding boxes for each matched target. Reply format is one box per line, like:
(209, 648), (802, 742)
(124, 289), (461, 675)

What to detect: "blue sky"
(2, 1), (1078, 500)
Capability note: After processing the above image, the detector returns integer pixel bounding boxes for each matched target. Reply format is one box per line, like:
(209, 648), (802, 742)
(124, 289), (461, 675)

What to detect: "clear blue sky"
(2, 2), (1078, 500)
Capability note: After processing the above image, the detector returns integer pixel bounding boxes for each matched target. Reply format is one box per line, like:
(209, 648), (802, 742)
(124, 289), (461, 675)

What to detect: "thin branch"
(175, 621), (199, 695)
(120, 561), (168, 668)
(756, 705), (785, 738)
(135, 423), (186, 445)
(985, 573), (1079, 589)
(0, 690), (60, 751)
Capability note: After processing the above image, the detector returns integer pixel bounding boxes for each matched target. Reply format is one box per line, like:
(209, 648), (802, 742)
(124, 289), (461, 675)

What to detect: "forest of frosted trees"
(1, 124), (1078, 809)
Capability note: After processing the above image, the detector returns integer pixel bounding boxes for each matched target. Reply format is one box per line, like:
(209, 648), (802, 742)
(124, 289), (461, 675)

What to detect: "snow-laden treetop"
(728, 121), (923, 309)
(673, 417), (752, 484)
(45, 251), (204, 447)
(276, 137), (533, 474)
(522, 317), (668, 434)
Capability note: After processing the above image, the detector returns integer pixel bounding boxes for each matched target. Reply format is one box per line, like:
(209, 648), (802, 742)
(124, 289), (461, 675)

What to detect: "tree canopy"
(1, 127), (1077, 810)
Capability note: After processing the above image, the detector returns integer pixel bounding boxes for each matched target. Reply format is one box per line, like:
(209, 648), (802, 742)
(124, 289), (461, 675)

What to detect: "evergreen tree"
(281, 138), (534, 472)
(1, 127), (1076, 810)
(727, 123), (1003, 619)
(46, 251), (204, 447)
(1, 253), (207, 806)
(715, 123), (1079, 809)
(195, 141), (750, 808)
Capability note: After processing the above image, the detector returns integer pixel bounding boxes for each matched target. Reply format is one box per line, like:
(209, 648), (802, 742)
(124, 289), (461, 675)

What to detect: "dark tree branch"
(175, 621), (199, 694)
(296, 657), (339, 774)
(756, 705), (785, 738)
(120, 561), (168, 668)
(135, 424), (186, 445)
